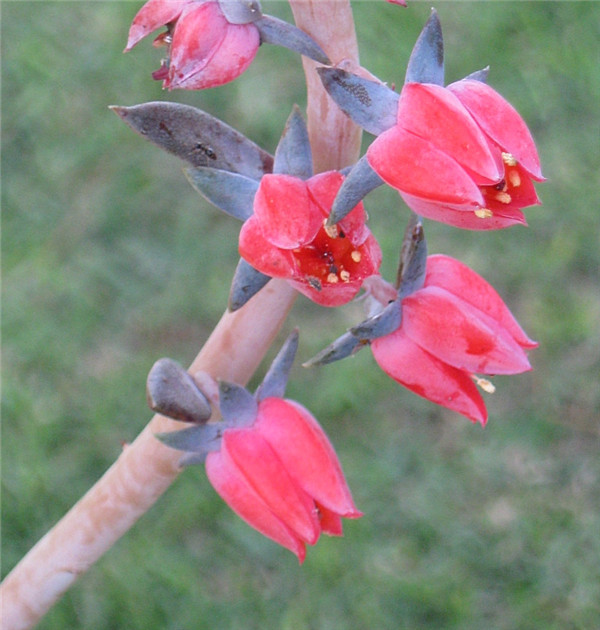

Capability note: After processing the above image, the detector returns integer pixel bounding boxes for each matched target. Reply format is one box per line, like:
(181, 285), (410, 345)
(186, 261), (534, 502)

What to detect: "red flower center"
(293, 221), (364, 290)
(477, 153), (524, 217)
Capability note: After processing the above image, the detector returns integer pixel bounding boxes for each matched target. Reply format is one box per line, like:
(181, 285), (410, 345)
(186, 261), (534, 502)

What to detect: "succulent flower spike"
(147, 358), (212, 423)
(156, 331), (361, 561)
(125, 0), (329, 91)
(110, 102), (273, 178)
(320, 9), (544, 230)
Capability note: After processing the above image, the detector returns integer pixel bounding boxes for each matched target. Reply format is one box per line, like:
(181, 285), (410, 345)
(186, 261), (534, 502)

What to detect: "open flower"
(239, 171), (382, 306)
(367, 80), (545, 229)
(205, 396), (362, 563)
(125, 0), (260, 90)
(370, 255), (538, 423)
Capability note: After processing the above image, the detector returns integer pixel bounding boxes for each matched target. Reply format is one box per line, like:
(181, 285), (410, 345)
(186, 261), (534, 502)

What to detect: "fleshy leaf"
(462, 66), (490, 83)
(317, 67), (399, 136)
(303, 331), (365, 367)
(327, 155), (384, 226)
(256, 330), (299, 401)
(218, 0), (262, 24)
(396, 216), (428, 297)
(219, 380), (258, 427)
(146, 358), (212, 423)
(255, 15), (330, 65)
(110, 102), (273, 179)
(228, 258), (271, 312)
(156, 423), (223, 454)
(185, 167), (258, 220)
(404, 9), (444, 86)
(273, 106), (313, 180)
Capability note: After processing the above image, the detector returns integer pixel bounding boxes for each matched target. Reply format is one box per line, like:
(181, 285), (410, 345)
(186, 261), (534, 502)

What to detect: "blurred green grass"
(2, 1), (599, 629)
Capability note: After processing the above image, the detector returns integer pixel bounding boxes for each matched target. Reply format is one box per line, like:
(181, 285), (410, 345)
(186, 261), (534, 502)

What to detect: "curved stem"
(0, 3), (360, 628)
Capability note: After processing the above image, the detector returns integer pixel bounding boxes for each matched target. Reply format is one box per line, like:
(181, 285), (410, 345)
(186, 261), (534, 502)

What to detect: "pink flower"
(367, 80), (545, 229)
(239, 171), (382, 306)
(371, 255), (538, 424)
(125, 0), (260, 90)
(205, 397), (362, 562)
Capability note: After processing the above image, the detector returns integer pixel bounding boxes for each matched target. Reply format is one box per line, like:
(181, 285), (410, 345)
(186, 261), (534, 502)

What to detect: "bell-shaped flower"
(371, 254), (538, 424)
(367, 80), (544, 229)
(238, 171), (382, 306)
(125, 0), (261, 90)
(205, 396), (362, 562)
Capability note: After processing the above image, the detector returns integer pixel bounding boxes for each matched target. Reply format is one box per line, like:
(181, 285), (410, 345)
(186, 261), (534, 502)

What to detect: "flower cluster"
(123, 5), (543, 559)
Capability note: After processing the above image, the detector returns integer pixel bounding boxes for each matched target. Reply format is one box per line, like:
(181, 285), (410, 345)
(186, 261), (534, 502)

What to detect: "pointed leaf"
(218, 0), (262, 24)
(146, 358), (212, 423)
(156, 423), (223, 454)
(317, 67), (399, 136)
(350, 298), (403, 341)
(463, 66), (490, 83)
(405, 9), (444, 86)
(255, 15), (330, 64)
(273, 106), (313, 179)
(396, 216), (428, 296)
(110, 102), (273, 179)
(219, 380), (258, 427)
(303, 331), (364, 367)
(327, 155), (384, 226)
(256, 330), (299, 401)
(185, 167), (258, 220)
(228, 258), (271, 311)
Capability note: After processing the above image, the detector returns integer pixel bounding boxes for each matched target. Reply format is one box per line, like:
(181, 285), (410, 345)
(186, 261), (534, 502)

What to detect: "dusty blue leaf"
(405, 9), (444, 86)
(256, 329), (298, 400)
(273, 106), (312, 179)
(228, 258), (271, 311)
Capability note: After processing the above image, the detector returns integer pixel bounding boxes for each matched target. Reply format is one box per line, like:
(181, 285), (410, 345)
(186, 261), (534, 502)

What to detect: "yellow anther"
(495, 191), (512, 204)
(340, 270), (350, 282)
(351, 250), (362, 263)
(475, 208), (494, 219)
(508, 170), (521, 188)
(323, 220), (339, 239)
(502, 152), (518, 167)
(473, 376), (496, 393)
(326, 273), (339, 284)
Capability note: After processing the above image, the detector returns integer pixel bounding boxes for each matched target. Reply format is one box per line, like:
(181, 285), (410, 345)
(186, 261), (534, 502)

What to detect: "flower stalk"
(0, 2), (360, 628)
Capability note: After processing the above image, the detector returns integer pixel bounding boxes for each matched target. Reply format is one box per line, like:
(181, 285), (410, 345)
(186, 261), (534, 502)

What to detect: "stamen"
(473, 375), (496, 393)
(501, 152), (518, 167)
(340, 270), (350, 282)
(494, 191), (512, 204)
(508, 170), (521, 188)
(351, 250), (362, 263)
(474, 208), (494, 219)
(326, 273), (339, 284)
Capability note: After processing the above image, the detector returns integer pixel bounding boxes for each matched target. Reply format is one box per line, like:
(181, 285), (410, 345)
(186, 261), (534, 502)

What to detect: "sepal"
(219, 380), (258, 428)
(404, 9), (444, 86)
(155, 423), (223, 457)
(218, 0), (262, 25)
(146, 358), (212, 423)
(317, 67), (399, 136)
(396, 216), (428, 297)
(350, 299), (403, 342)
(255, 15), (330, 65)
(273, 106), (313, 180)
(228, 258), (271, 311)
(185, 167), (258, 220)
(302, 331), (364, 367)
(110, 102), (273, 179)
(327, 155), (384, 226)
(256, 330), (298, 401)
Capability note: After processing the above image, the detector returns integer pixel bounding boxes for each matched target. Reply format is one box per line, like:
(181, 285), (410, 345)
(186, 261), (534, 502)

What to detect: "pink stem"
(0, 3), (360, 628)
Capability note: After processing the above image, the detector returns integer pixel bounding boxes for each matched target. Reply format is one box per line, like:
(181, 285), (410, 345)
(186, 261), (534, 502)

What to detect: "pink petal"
(125, 0), (187, 51)
(256, 398), (362, 517)
(425, 255), (538, 348)
(166, 3), (228, 88)
(316, 504), (344, 537)
(401, 286), (533, 374)
(398, 191), (527, 230)
(397, 83), (503, 183)
(448, 79), (545, 181)
(288, 278), (364, 307)
(367, 126), (485, 207)
(238, 216), (296, 278)
(205, 450), (307, 561)
(253, 175), (323, 249)
(223, 428), (320, 544)
(371, 329), (487, 424)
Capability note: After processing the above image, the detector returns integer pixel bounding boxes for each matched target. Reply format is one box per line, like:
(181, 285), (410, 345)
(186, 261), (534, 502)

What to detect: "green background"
(2, 1), (599, 628)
